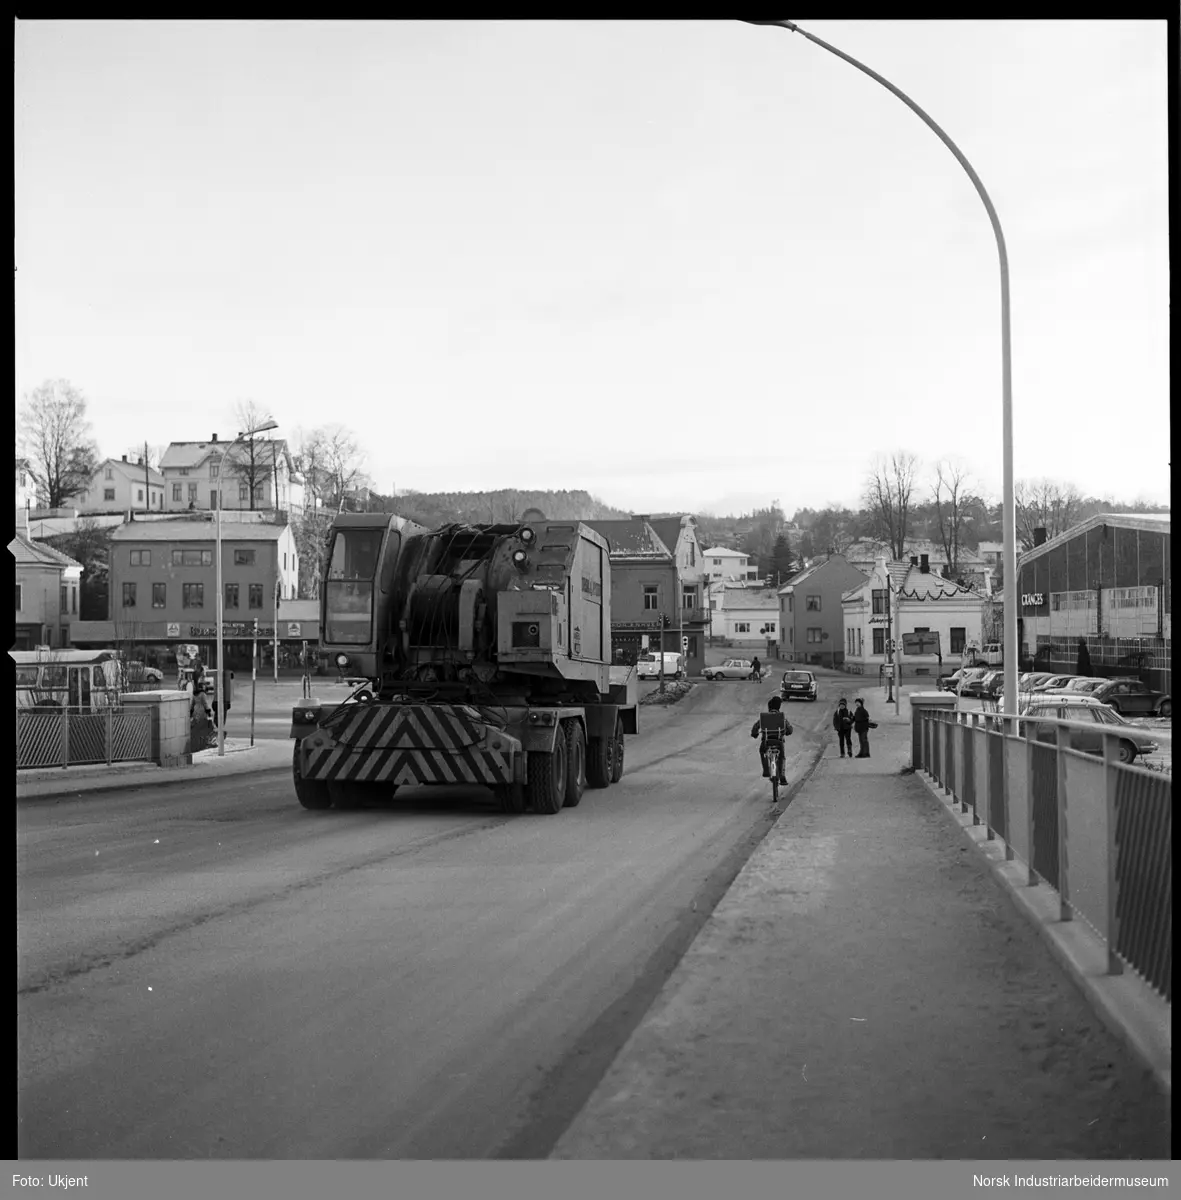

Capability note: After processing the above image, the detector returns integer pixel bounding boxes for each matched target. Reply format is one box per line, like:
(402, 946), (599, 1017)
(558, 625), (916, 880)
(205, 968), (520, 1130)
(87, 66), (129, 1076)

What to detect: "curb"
(915, 769), (1171, 1097)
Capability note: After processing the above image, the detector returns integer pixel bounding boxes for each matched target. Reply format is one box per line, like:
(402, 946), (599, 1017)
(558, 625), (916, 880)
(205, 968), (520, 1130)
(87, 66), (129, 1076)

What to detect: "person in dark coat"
(852, 698), (873, 758)
(832, 698), (854, 758)
(750, 655), (762, 681)
(1076, 638), (1093, 678)
(751, 694), (791, 783)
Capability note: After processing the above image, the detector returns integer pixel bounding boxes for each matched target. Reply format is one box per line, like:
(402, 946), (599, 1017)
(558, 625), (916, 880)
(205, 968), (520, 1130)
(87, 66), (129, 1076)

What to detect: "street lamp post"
(215, 418), (279, 756)
(742, 20), (1018, 717)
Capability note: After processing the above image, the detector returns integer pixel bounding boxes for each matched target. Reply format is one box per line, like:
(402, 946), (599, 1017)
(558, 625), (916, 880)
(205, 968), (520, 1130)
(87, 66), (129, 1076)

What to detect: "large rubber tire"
(563, 720), (586, 808)
(493, 782), (528, 813)
(610, 716), (626, 784)
(1158, 700), (1171, 718)
(586, 731), (612, 788)
(293, 741), (332, 810)
(1118, 740), (1137, 765)
(526, 732), (568, 815)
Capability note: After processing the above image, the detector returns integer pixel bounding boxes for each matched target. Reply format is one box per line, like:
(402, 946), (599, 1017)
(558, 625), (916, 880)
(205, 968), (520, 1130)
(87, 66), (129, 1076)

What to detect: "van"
(635, 652), (684, 680)
(982, 643), (1004, 666)
(12, 649), (124, 712)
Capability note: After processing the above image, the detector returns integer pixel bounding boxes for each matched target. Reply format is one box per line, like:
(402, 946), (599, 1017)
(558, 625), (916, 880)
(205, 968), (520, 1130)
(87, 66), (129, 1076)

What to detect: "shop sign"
(1021, 592), (1047, 610)
(614, 620), (661, 631)
(189, 623), (276, 637)
(166, 623), (181, 637)
(287, 622), (302, 637)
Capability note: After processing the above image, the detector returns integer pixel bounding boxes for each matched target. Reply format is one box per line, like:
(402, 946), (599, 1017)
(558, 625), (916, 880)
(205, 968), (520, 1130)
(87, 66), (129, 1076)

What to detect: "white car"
(703, 658), (764, 681)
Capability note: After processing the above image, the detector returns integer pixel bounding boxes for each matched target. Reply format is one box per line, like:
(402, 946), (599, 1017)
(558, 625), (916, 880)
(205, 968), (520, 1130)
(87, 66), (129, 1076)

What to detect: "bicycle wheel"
(771, 773), (779, 804)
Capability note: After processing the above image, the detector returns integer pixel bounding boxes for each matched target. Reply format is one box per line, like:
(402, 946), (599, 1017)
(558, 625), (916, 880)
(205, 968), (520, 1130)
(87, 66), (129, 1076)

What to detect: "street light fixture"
(215, 417), (279, 756)
(740, 19), (1019, 717)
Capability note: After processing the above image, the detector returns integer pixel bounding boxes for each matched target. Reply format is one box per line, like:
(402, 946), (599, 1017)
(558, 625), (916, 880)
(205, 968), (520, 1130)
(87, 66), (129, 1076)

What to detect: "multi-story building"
(1016, 512), (1170, 692)
(702, 545), (758, 583)
(160, 434), (304, 516)
(841, 553), (986, 683)
(844, 537), (994, 592)
(12, 529), (83, 650)
(584, 516), (709, 674)
(707, 584), (780, 648)
(15, 457), (42, 512)
(72, 517), (300, 671)
(77, 456), (167, 514)
(778, 554), (867, 668)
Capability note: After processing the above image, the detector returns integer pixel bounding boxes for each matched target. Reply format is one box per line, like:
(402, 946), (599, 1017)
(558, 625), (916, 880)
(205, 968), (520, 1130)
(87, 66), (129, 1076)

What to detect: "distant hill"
(365, 489), (633, 528)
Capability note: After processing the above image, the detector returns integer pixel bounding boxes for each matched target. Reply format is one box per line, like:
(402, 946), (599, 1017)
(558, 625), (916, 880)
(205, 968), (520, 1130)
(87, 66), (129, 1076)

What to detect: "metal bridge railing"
(16, 707), (153, 771)
(916, 707), (1172, 1003)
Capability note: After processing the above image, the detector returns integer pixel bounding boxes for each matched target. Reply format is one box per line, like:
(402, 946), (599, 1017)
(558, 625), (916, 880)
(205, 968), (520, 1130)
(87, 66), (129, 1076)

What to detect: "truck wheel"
(610, 716), (625, 784)
(563, 720), (586, 807)
(293, 741), (332, 810)
(586, 731), (612, 788)
(527, 733), (568, 815)
(493, 782), (527, 813)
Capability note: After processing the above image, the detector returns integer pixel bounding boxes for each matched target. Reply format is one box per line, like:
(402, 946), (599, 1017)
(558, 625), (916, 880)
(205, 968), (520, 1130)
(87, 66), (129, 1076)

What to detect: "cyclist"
(750, 655), (762, 682)
(751, 694), (791, 784)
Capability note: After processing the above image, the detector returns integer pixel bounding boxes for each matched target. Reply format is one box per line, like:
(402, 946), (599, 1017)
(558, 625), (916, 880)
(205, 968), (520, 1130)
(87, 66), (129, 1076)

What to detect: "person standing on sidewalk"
(832, 698), (854, 758)
(852, 698), (874, 758)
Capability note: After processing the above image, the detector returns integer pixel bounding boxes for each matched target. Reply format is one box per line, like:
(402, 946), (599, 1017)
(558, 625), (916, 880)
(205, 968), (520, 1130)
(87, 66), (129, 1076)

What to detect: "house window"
(872, 589), (888, 614)
(249, 583), (264, 610)
(807, 627), (823, 644)
(61, 585), (68, 611)
(122, 582), (136, 607)
(173, 484), (183, 501)
(16, 584), (22, 610)
(130, 549), (151, 566)
(873, 628), (885, 655)
(105, 468), (114, 480)
(788, 595), (794, 612)
(234, 549), (256, 566)
(239, 484), (249, 501)
(689, 544), (695, 566)
(283, 552), (288, 571)
(225, 583), (239, 609)
(104, 488), (116, 501)
(188, 483), (198, 502)
(171, 549), (213, 566)
(152, 583), (166, 608)
(183, 583), (204, 608)
(71, 586), (77, 614)
(806, 595), (821, 611)
(950, 627), (966, 655)
(712, 558), (722, 567)
(179, 468), (190, 476)
(211, 490), (219, 510)
(136, 489), (144, 502)
(735, 622), (750, 633)
(643, 586), (658, 610)
(914, 627), (930, 634)
(211, 464), (219, 478)
(682, 589), (695, 610)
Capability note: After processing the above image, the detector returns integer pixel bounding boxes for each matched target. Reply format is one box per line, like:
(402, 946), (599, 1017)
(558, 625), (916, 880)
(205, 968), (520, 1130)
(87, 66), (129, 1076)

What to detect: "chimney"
(1033, 526), (1047, 546)
(122, 455), (128, 462)
(920, 554), (930, 573)
(909, 555), (918, 567)
(212, 433), (218, 443)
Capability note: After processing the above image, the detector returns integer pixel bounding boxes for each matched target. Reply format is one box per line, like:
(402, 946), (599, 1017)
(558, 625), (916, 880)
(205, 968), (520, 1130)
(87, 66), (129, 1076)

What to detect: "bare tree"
(320, 425), (369, 512)
(931, 459), (975, 576)
(1015, 478), (1083, 550)
(863, 452), (919, 560)
(18, 379), (100, 508)
(121, 442), (167, 513)
(223, 400), (278, 511)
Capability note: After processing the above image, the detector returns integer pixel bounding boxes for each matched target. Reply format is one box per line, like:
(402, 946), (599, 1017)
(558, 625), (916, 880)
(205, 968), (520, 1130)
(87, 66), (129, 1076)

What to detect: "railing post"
(1001, 714), (1012, 858)
(106, 705), (113, 766)
(61, 704), (70, 769)
(1103, 732), (1124, 975)
(1057, 723), (1072, 922)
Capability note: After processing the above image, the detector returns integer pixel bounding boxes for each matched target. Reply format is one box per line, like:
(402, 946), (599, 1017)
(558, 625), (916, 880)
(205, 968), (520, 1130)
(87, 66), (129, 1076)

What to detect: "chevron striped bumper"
(296, 703), (521, 786)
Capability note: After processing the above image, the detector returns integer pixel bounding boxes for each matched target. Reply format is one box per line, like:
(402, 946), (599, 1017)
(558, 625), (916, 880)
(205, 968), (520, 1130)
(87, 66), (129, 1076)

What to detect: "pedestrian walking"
(852, 698), (875, 759)
(832, 698), (854, 758)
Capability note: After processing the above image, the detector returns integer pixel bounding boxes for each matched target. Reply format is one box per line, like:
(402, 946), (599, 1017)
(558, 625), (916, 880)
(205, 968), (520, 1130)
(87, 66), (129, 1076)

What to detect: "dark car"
(1088, 679), (1171, 718)
(940, 666), (988, 693)
(780, 669), (818, 702)
(961, 669), (1001, 699)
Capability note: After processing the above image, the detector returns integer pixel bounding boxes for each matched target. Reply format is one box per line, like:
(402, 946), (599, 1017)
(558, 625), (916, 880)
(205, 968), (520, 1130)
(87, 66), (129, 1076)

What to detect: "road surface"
(18, 676), (814, 1159)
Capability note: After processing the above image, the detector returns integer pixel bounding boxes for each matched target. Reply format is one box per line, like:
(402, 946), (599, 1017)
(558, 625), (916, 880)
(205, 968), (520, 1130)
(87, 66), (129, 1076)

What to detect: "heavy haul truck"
(290, 513), (638, 814)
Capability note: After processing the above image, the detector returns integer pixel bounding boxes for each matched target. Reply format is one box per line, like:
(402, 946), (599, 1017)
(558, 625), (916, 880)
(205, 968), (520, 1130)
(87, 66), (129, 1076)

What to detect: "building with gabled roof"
(12, 533), (84, 650)
(842, 553), (986, 682)
(160, 433), (303, 516)
(77, 455), (167, 514)
(777, 553), (867, 668)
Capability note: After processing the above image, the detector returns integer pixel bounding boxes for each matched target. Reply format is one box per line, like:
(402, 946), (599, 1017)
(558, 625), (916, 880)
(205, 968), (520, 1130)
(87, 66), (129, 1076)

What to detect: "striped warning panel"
(331, 704), (484, 751)
(304, 743), (513, 785)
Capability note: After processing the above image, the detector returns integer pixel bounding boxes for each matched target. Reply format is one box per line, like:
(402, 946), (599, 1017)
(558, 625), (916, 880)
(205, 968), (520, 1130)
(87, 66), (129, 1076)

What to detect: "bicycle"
(765, 737), (785, 805)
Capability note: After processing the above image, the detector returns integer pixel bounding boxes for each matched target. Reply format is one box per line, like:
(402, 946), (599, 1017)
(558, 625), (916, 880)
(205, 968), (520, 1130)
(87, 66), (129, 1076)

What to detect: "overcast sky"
(15, 19), (1170, 518)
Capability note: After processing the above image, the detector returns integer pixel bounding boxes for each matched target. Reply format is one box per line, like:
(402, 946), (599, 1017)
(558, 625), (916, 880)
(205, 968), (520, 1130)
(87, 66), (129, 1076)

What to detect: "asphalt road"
(18, 676), (819, 1159)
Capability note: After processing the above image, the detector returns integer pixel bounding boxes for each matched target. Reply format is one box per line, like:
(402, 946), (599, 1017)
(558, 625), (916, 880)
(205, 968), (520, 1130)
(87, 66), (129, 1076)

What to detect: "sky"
(14, 19), (1171, 518)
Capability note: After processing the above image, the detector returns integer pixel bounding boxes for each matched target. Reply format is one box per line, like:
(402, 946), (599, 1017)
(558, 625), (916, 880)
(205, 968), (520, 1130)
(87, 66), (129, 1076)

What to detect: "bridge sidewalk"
(551, 707), (1170, 1160)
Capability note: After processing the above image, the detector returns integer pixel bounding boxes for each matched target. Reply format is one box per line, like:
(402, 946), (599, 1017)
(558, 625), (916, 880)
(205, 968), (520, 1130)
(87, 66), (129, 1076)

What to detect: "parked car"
(1087, 679), (1171, 718)
(780, 669), (818, 702)
(1019, 694), (1159, 763)
(960, 669), (1000, 699)
(940, 666), (988, 693)
(124, 661), (164, 685)
(1049, 677), (1109, 696)
(1027, 674), (1079, 694)
(703, 658), (763, 681)
(1017, 671), (1056, 691)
